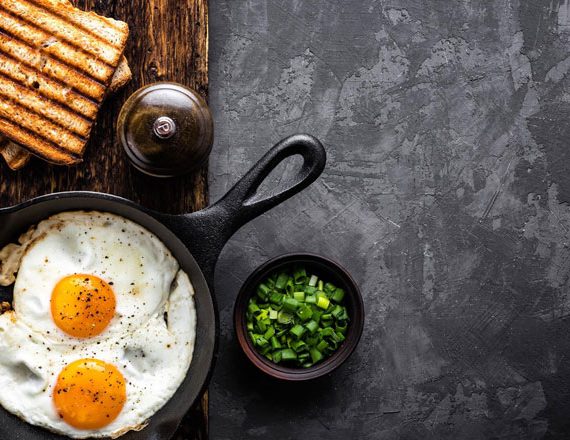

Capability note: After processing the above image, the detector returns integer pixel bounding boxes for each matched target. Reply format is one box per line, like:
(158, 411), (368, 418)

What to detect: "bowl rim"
(233, 252), (364, 381)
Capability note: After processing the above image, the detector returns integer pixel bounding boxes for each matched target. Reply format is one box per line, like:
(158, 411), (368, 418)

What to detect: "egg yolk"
(53, 358), (126, 430)
(51, 274), (116, 338)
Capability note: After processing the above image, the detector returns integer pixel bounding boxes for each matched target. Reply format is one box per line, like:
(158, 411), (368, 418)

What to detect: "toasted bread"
(109, 56), (132, 94)
(0, 136), (30, 170)
(0, 56), (132, 170)
(0, 0), (129, 165)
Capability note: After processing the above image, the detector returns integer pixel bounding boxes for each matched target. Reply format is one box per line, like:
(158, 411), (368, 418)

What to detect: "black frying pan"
(0, 134), (326, 440)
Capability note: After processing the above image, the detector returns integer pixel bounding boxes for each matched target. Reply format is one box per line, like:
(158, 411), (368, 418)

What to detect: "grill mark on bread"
(0, 118), (79, 164)
(0, 97), (86, 152)
(0, 9), (115, 81)
(30, 0), (128, 43)
(0, 30), (107, 100)
(33, 0), (127, 37)
(0, 52), (99, 118)
(0, 73), (91, 137)
(0, 0), (126, 66)
(0, 27), (107, 88)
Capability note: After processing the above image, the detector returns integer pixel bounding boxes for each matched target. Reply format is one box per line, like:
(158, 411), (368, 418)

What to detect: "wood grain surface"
(0, 0), (210, 438)
(0, 0), (209, 216)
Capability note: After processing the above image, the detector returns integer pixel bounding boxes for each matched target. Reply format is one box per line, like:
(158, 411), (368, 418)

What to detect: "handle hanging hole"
(248, 154), (305, 204)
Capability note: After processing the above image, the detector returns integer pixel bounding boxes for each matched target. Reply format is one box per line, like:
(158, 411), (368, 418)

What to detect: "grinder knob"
(117, 82), (214, 178)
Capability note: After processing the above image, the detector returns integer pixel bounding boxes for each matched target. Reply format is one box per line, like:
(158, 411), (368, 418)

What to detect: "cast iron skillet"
(0, 134), (326, 440)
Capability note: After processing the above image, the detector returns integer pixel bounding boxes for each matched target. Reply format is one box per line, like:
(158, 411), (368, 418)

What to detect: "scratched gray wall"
(207, 1), (570, 439)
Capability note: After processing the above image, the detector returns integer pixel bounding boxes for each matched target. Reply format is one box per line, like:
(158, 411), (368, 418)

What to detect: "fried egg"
(0, 212), (196, 438)
(13, 212), (180, 342)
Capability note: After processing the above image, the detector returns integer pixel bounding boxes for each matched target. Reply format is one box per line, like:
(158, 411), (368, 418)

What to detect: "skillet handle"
(160, 134), (326, 285)
(213, 133), (326, 226)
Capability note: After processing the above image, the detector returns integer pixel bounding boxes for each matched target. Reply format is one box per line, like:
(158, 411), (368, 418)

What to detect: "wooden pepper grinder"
(117, 82), (214, 177)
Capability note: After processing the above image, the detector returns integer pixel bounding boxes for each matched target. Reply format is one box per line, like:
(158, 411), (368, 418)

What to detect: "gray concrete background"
(207, 1), (570, 438)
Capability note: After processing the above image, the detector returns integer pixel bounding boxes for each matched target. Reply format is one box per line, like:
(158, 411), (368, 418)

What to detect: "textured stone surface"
(208, 1), (570, 438)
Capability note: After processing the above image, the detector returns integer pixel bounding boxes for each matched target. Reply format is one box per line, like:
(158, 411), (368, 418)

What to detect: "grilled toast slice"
(0, 56), (131, 170)
(0, 0), (129, 165)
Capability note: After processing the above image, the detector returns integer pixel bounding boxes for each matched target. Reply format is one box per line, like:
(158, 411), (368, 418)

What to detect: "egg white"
(13, 211), (179, 343)
(0, 212), (197, 438)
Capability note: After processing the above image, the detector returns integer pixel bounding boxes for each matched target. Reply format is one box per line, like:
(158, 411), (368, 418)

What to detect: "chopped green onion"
(330, 331), (341, 343)
(312, 310), (322, 322)
(248, 303), (260, 315)
(306, 335), (318, 346)
(246, 265), (350, 368)
(324, 282), (336, 293)
(304, 285), (317, 295)
(291, 340), (307, 352)
(258, 283), (271, 295)
(305, 320), (318, 334)
(281, 348), (297, 361)
(336, 321), (347, 334)
(310, 348), (323, 363)
(296, 305), (313, 321)
(277, 310), (294, 324)
(273, 350), (283, 363)
(282, 297), (300, 312)
(317, 296), (330, 310)
(331, 288), (345, 303)
(256, 309), (269, 321)
(275, 273), (289, 290)
(305, 294), (317, 304)
(331, 305), (344, 319)
(293, 267), (307, 284)
(264, 327), (275, 339)
(293, 291), (305, 302)
(255, 336), (269, 347)
(270, 292), (284, 305)
(290, 324), (306, 339)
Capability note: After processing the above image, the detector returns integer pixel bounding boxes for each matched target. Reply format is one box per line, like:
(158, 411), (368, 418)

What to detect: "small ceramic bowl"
(234, 253), (364, 381)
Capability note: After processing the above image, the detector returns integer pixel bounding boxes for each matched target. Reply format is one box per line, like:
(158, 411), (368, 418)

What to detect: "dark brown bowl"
(234, 253), (364, 381)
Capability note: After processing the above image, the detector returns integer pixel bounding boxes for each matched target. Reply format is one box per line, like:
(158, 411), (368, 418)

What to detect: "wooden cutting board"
(0, 0), (210, 438)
